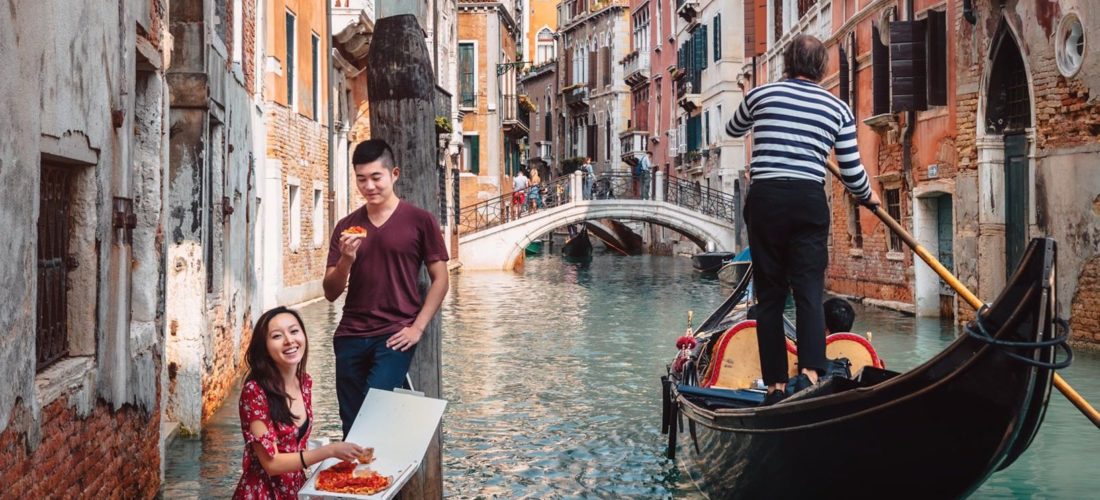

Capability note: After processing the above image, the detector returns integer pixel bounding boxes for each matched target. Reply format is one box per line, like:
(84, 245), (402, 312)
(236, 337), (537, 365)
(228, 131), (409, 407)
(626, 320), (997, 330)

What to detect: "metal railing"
(664, 175), (737, 222)
(458, 174), (574, 235)
(458, 171), (739, 235)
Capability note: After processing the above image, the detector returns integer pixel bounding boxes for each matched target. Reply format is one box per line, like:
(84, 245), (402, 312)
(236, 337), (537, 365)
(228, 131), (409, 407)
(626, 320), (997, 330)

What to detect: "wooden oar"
(825, 160), (1100, 429)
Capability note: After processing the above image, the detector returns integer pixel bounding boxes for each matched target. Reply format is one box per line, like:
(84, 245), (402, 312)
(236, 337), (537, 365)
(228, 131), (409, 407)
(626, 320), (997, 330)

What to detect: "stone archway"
(975, 19), (1036, 298)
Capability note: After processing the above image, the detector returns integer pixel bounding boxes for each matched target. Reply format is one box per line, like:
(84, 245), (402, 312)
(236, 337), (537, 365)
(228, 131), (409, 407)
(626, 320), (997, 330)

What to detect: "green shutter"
(469, 135), (480, 175)
(696, 27), (707, 70)
(714, 15), (721, 61)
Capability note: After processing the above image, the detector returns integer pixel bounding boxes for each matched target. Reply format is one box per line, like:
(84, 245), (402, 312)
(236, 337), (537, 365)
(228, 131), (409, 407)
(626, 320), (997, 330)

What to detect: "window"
(602, 46), (612, 87)
(926, 10), (947, 106)
(313, 188), (324, 247)
(537, 29), (556, 64)
(286, 11), (296, 109)
(848, 197), (864, 248)
(703, 109), (711, 146)
(459, 42), (476, 108)
(1055, 13), (1085, 78)
(713, 14), (722, 61)
(606, 119), (612, 160)
(885, 188), (902, 252)
(37, 165), (75, 371)
(839, 33), (857, 111)
(288, 183), (301, 249)
(633, 8), (650, 53)
(232, 0), (243, 65)
(656, 0), (663, 43)
(463, 134), (479, 174)
(312, 33), (321, 120)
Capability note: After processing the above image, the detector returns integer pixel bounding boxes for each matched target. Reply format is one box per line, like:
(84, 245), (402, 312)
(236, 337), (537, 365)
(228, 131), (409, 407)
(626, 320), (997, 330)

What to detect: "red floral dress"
(233, 374), (314, 500)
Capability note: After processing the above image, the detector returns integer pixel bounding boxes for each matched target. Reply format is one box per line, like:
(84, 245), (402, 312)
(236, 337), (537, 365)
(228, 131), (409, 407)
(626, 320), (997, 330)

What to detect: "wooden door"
(1004, 133), (1028, 278)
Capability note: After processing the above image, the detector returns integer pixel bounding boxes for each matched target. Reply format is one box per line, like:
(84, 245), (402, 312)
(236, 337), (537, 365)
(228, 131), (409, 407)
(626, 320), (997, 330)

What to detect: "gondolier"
(726, 34), (881, 405)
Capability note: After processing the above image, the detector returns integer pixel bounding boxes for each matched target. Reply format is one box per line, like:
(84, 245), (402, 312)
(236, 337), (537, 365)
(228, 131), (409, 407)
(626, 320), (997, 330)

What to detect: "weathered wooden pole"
(366, 14), (444, 498)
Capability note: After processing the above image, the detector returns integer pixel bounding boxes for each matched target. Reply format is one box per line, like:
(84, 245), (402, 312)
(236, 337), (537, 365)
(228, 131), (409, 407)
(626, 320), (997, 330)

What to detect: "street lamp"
(496, 61), (532, 76)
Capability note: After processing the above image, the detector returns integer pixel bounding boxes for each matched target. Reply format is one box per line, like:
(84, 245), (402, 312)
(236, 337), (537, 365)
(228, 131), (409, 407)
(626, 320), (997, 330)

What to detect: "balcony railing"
(676, 70), (702, 111)
(564, 85), (590, 109)
(502, 94), (530, 137)
(623, 51), (650, 87)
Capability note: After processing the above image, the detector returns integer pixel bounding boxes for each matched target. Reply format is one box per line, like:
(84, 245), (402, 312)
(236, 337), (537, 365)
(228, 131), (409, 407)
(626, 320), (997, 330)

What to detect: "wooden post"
(366, 15), (444, 498)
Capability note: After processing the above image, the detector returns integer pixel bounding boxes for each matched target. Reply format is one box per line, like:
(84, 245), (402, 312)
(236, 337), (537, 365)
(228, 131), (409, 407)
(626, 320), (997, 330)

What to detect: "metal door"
(1004, 133), (1028, 278)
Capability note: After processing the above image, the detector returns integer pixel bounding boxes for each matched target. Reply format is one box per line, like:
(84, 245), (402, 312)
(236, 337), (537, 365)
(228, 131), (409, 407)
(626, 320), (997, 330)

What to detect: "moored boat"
(561, 226), (593, 263)
(663, 238), (1069, 498)
(524, 239), (543, 256)
(692, 252), (737, 273)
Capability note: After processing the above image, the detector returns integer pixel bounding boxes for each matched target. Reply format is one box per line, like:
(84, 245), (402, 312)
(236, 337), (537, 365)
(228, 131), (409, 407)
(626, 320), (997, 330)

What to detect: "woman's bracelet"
(300, 450), (307, 470)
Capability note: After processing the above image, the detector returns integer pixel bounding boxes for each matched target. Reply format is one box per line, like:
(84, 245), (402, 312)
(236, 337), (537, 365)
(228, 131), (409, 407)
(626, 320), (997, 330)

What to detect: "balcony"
(619, 130), (649, 165)
(331, 0), (376, 71)
(502, 94), (531, 138)
(676, 72), (701, 112)
(676, 0), (699, 23)
(563, 85), (590, 110)
(535, 142), (554, 163)
(623, 51), (650, 88)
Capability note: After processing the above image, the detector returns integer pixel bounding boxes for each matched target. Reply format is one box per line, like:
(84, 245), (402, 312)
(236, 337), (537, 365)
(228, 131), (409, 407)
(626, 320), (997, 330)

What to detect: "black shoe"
(785, 373), (813, 396)
(762, 390), (788, 406)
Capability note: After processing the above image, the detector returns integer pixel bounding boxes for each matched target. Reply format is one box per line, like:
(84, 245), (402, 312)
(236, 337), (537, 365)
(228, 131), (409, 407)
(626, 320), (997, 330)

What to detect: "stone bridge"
(457, 172), (739, 270)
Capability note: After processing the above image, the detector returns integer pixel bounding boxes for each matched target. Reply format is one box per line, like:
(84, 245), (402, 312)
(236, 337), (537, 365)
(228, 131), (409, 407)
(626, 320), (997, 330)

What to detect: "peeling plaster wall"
(1, 0), (170, 495)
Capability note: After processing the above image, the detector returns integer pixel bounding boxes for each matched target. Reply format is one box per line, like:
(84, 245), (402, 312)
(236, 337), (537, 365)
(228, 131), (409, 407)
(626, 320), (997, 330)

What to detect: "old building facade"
(521, 62), (560, 181)
(457, 0), (523, 208)
(557, 1), (632, 176)
(0, 0), (171, 496)
(163, 0), (263, 437)
(260, 0), (332, 309)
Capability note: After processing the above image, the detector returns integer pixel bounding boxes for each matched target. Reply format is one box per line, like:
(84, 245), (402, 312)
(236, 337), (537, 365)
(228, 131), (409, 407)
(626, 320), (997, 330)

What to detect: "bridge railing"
(458, 174), (574, 235)
(664, 175), (737, 223)
(457, 171), (738, 236)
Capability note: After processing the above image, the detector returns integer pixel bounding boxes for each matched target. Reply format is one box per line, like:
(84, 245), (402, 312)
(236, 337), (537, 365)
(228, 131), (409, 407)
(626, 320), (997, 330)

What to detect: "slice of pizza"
(316, 460), (393, 496)
(342, 225), (367, 238)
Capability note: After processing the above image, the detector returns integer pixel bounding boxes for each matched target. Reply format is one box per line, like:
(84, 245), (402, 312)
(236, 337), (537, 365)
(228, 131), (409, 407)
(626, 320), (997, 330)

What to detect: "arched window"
(537, 28), (556, 64)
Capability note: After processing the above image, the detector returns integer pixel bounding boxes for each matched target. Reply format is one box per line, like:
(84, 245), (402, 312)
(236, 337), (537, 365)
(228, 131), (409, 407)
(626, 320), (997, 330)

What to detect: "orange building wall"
(528, 0), (559, 64)
(265, 0), (329, 123)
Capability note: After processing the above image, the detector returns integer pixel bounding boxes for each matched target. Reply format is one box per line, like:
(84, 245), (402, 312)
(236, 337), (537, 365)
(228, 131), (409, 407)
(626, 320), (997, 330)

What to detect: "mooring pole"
(366, 14), (445, 498)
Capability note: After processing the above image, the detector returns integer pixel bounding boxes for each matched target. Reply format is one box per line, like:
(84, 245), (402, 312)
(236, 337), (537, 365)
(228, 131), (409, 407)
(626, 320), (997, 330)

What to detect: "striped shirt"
(726, 78), (872, 201)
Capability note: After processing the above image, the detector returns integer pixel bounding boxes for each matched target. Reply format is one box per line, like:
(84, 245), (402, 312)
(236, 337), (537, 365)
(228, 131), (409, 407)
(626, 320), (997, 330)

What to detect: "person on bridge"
(639, 150), (653, 200)
(582, 157), (594, 200)
(512, 168), (529, 219)
(725, 34), (881, 406)
(322, 139), (450, 436)
(528, 167), (543, 212)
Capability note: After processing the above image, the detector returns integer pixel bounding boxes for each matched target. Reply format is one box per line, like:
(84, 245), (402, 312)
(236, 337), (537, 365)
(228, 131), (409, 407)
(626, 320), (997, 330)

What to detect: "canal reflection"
(162, 253), (1100, 498)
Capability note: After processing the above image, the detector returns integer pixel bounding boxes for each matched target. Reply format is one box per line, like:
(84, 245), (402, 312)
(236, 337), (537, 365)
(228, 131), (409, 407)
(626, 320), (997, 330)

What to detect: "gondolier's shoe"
(784, 373), (814, 396)
(762, 390), (788, 406)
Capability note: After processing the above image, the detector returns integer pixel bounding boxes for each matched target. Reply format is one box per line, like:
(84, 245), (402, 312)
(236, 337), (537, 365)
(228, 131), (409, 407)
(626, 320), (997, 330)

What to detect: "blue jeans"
(333, 334), (416, 437)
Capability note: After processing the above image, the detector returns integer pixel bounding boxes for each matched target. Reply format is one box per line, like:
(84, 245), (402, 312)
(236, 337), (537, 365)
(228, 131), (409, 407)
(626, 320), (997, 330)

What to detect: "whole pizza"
(316, 461), (392, 496)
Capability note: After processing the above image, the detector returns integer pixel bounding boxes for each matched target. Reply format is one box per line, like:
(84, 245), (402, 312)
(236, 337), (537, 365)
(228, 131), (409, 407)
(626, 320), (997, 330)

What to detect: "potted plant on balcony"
(435, 116), (453, 134)
(519, 96), (536, 113)
(685, 150), (702, 163)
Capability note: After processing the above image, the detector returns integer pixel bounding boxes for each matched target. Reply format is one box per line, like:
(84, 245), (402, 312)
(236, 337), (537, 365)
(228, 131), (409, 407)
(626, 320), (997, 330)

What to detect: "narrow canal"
(163, 254), (1100, 498)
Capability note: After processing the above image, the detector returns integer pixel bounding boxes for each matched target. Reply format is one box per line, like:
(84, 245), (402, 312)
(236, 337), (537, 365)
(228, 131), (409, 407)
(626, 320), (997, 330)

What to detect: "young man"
(726, 35), (881, 405)
(323, 139), (450, 436)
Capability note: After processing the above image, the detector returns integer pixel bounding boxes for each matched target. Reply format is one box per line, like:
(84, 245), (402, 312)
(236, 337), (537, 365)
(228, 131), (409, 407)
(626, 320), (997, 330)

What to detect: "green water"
(163, 254), (1100, 498)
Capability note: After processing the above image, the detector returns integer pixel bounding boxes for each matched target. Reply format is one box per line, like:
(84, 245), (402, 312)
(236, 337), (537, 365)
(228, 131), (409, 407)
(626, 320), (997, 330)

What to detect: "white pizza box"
(298, 389), (447, 500)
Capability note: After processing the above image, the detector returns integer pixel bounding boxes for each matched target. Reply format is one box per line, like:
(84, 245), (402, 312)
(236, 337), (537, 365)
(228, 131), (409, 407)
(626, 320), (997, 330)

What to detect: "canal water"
(163, 254), (1100, 498)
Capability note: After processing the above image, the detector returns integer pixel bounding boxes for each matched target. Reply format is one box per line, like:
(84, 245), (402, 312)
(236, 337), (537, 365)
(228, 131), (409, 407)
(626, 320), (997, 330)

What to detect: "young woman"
(234, 306), (365, 500)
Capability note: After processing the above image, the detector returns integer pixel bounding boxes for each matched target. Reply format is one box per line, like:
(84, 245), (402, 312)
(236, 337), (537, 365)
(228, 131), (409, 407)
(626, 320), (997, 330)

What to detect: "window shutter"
(714, 15), (722, 61)
(926, 10), (948, 106)
(602, 46), (611, 86)
(890, 19), (928, 112)
(589, 51), (597, 88)
(587, 124), (597, 159)
(744, 1), (755, 58)
(470, 136), (480, 175)
(848, 32), (858, 113)
(565, 49), (573, 86)
(872, 25), (891, 116)
(839, 46), (849, 105)
(755, 0), (767, 56)
(696, 27), (707, 70)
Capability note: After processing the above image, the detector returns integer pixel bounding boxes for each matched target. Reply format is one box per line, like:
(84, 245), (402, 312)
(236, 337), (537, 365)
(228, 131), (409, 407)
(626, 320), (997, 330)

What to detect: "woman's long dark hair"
(245, 306), (309, 426)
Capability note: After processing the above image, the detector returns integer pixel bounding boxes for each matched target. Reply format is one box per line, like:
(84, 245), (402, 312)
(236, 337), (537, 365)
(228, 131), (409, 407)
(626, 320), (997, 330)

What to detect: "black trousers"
(745, 179), (830, 384)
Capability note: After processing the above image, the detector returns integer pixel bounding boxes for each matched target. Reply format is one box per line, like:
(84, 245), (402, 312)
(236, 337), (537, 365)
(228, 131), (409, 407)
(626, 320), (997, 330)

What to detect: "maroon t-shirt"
(327, 200), (449, 338)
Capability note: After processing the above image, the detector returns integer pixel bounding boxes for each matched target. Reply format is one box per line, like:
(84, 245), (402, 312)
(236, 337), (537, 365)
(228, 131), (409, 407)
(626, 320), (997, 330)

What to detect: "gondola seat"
(702, 321), (798, 390)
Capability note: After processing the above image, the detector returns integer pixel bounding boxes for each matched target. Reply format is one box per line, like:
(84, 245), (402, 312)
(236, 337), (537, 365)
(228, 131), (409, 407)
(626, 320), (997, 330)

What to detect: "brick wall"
(266, 104), (331, 288)
(0, 399), (160, 498)
(243, 0), (257, 93)
(202, 307), (254, 421)
(1071, 256), (1100, 345)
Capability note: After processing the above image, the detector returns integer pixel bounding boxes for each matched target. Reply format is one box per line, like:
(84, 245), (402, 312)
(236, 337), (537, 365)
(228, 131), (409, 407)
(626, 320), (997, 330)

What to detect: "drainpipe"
(326, 0), (336, 231)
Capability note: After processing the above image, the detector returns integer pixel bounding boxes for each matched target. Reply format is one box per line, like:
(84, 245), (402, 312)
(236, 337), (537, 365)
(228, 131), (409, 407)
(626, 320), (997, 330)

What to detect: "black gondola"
(561, 226), (593, 263)
(692, 252), (737, 273)
(663, 238), (1070, 498)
